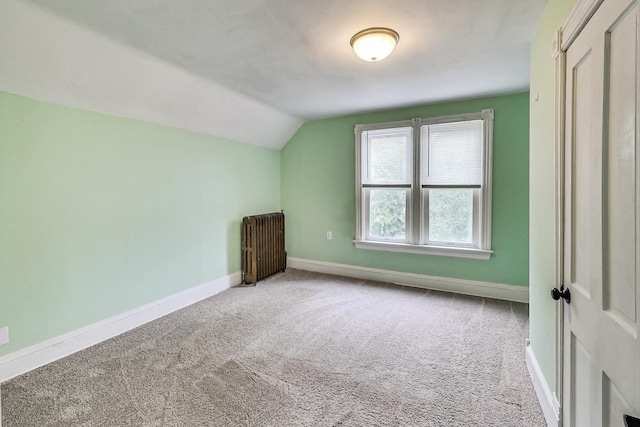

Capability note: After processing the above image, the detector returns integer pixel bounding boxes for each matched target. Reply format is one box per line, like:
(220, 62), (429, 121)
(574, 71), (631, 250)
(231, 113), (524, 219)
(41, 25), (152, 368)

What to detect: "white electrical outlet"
(326, 231), (332, 240)
(0, 327), (8, 346)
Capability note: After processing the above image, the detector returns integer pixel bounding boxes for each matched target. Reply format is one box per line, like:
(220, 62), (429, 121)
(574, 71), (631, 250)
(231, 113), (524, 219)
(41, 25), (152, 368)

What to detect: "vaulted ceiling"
(34, 0), (546, 119)
(0, 0), (546, 148)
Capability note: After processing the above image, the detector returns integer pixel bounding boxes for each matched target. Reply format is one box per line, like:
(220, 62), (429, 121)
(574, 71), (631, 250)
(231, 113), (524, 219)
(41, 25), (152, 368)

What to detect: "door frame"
(552, 1), (604, 426)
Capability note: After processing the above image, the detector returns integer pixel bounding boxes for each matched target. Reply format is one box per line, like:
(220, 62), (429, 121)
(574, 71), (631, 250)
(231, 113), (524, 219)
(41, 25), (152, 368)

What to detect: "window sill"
(353, 240), (493, 260)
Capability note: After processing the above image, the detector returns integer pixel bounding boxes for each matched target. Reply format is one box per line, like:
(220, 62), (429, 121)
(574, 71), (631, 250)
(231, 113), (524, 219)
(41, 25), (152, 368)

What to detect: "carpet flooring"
(1, 269), (546, 426)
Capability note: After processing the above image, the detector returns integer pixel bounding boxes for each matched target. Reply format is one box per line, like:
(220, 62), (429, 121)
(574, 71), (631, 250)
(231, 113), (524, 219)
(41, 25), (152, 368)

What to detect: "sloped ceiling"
(0, 0), (546, 148)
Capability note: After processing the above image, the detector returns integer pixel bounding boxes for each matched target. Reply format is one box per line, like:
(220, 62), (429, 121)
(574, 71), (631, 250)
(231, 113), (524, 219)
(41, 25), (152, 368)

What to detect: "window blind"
(421, 119), (483, 187)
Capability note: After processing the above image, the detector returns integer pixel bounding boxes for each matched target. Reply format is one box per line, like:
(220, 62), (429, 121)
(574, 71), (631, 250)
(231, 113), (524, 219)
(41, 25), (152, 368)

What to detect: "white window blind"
(364, 127), (412, 185)
(421, 120), (483, 187)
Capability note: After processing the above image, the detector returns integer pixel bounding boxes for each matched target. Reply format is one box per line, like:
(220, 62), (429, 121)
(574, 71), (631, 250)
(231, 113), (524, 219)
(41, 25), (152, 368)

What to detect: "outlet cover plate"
(0, 327), (9, 346)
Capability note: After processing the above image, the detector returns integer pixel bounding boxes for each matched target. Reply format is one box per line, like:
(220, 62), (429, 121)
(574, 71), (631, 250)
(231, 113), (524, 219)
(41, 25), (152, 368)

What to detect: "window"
(354, 110), (494, 259)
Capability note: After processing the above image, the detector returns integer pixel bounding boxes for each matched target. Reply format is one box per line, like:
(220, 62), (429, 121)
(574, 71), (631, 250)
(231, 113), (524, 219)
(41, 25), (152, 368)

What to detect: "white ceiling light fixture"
(350, 27), (400, 62)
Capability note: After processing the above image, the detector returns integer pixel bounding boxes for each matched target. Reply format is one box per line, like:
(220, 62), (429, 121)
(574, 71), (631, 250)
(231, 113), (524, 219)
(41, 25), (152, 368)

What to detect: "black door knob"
(551, 286), (571, 304)
(625, 414), (640, 427)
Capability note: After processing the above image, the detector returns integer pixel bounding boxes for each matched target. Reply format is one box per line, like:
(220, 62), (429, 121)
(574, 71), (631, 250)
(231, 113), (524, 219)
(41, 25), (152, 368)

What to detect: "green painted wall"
(281, 93), (529, 286)
(529, 0), (576, 392)
(0, 92), (281, 356)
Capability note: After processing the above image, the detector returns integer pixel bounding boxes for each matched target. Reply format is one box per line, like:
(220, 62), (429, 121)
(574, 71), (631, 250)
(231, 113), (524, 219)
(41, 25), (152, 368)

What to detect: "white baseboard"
(0, 272), (241, 384)
(526, 340), (560, 427)
(288, 257), (529, 303)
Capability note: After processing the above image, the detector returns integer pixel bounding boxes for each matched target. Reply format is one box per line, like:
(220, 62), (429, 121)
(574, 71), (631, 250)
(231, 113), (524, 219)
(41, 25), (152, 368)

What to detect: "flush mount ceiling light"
(350, 27), (399, 62)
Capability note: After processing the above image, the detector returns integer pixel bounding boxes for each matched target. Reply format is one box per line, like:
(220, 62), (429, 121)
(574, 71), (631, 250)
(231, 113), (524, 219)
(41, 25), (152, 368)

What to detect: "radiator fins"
(241, 212), (286, 285)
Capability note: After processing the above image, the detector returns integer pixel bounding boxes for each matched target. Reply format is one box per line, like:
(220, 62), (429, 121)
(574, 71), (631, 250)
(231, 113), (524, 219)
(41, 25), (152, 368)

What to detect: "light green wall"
(281, 93), (530, 286)
(529, 0), (576, 392)
(0, 92), (280, 356)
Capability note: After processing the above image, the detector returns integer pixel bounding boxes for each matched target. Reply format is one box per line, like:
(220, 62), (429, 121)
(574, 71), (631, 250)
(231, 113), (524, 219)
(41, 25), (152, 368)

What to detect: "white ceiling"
(33, 0), (546, 121)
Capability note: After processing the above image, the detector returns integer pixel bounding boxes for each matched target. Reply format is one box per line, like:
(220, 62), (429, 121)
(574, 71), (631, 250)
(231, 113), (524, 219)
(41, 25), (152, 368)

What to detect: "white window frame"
(354, 110), (494, 260)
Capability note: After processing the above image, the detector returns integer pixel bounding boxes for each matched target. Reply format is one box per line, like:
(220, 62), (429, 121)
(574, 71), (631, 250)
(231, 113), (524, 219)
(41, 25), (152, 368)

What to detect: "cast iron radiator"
(241, 212), (286, 285)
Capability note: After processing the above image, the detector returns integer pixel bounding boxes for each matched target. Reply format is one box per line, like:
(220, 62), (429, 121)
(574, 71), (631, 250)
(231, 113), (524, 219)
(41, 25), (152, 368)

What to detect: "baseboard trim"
(526, 340), (560, 427)
(0, 272), (241, 384)
(287, 257), (529, 303)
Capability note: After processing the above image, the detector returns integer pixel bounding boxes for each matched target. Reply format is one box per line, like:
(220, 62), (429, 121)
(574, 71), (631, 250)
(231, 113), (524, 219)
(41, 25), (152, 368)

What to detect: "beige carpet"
(1, 269), (546, 426)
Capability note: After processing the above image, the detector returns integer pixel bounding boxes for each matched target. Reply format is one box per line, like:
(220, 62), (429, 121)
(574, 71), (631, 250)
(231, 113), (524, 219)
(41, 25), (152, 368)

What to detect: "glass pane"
(369, 189), (407, 240)
(428, 189), (473, 244)
(366, 127), (412, 184)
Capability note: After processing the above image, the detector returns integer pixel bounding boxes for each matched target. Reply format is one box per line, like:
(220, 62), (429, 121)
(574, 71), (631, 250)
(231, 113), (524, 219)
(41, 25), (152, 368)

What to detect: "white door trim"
(561, 0), (604, 50)
(552, 27), (567, 427)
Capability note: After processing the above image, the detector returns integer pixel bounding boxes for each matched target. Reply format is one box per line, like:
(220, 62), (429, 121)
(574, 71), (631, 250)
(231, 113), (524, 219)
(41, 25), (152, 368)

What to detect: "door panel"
(571, 334), (592, 427)
(563, 0), (640, 425)
(604, 4), (638, 326)
(603, 374), (633, 427)
(570, 49), (596, 298)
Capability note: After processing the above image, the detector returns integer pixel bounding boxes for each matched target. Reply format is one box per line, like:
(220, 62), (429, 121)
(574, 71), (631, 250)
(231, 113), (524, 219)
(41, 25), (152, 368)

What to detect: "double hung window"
(354, 110), (494, 259)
